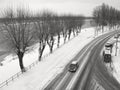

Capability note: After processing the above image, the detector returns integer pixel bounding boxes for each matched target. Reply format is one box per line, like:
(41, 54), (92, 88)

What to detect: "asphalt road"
(44, 30), (120, 90)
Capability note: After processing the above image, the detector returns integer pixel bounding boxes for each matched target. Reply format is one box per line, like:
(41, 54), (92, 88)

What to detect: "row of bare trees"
(93, 3), (120, 33)
(0, 8), (85, 72)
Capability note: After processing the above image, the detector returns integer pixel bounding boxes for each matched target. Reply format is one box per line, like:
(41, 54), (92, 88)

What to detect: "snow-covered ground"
(109, 36), (120, 83)
(103, 34), (120, 84)
(0, 27), (110, 90)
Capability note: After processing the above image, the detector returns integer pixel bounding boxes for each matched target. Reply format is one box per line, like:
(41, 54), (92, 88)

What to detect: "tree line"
(0, 8), (85, 72)
(93, 3), (120, 33)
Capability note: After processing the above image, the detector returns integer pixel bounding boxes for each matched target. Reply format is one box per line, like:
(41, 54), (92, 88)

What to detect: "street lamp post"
(114, 34), (119, 56)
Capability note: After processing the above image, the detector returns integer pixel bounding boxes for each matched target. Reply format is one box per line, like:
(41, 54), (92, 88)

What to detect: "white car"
(68, 61), (79, 72)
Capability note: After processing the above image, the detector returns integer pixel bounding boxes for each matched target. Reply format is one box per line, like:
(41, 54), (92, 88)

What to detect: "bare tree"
(33, 12), (49, 61)
(61, 15), (85, 40)
(39, 10), (57, 53)
(47, 18), (56, 53)
(0, 8), (35, 72)
(66, 17), (74, 40)
(93, 3), (120, 33)
(61, 20), (68, 43)
(55, 19), (63, 48)
(76, 16), (85, 33)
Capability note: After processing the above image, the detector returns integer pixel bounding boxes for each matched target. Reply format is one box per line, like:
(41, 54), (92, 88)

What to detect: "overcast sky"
(0, 0), (120, 16)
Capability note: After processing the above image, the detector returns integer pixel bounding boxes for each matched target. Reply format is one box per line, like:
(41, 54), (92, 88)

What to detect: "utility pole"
(115, 35), (118, 56)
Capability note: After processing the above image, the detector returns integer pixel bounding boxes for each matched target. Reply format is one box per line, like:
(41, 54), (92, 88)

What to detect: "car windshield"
(104, 54), (111, 58)
(69, 64), (76, 69)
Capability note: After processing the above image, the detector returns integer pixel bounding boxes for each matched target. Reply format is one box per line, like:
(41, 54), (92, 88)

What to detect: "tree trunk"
(62, 30), (67, 43)
(115, 38), (118, 56)
(47, 37), (54, 53)
(101, 26), (104, 33)
(17, 51), (25, 72)
(79, 26), (81, 33)
(64, 35), (67, 43)
(73, 29), (75, 37)
(39, 43), (46, 61)
(50, 40), (54, 53)
(68, 29), (71, 40)
(76, 28), (79, 35)
(57, 35), (60, 48)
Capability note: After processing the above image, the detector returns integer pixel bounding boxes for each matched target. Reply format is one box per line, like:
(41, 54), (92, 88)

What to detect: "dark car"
(68, 61), (79, 72)
(114, 34), (119, 38)
(104, 54), (111, 63)
(105, 43), (113, 48)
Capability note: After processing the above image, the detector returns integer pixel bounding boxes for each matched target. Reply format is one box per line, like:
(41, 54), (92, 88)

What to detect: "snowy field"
(0, 27), (111, 90)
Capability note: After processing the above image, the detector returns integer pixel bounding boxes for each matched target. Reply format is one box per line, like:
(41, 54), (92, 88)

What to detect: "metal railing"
(0, 71), (22, 88)
(0, 53), (50, 88)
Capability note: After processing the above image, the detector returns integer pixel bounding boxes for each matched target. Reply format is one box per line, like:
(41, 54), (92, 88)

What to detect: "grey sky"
(0, 0), (120, 16)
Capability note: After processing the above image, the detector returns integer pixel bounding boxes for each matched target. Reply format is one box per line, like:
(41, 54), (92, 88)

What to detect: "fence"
(0, 71), (22, 88)
(0, 53), (50, 88)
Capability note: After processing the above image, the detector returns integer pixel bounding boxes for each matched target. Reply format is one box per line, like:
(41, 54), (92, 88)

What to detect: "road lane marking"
(66, 52), (90, 90)
(55, 33), (116, 90)
(65, 35), (112, 90)
(54, 72), (70, 90)
(55, 36), (97, 90)
(91, 78), (105, 90)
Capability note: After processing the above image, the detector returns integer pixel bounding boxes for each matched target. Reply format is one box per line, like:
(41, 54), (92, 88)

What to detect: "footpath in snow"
(0, 27), (110, 90)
